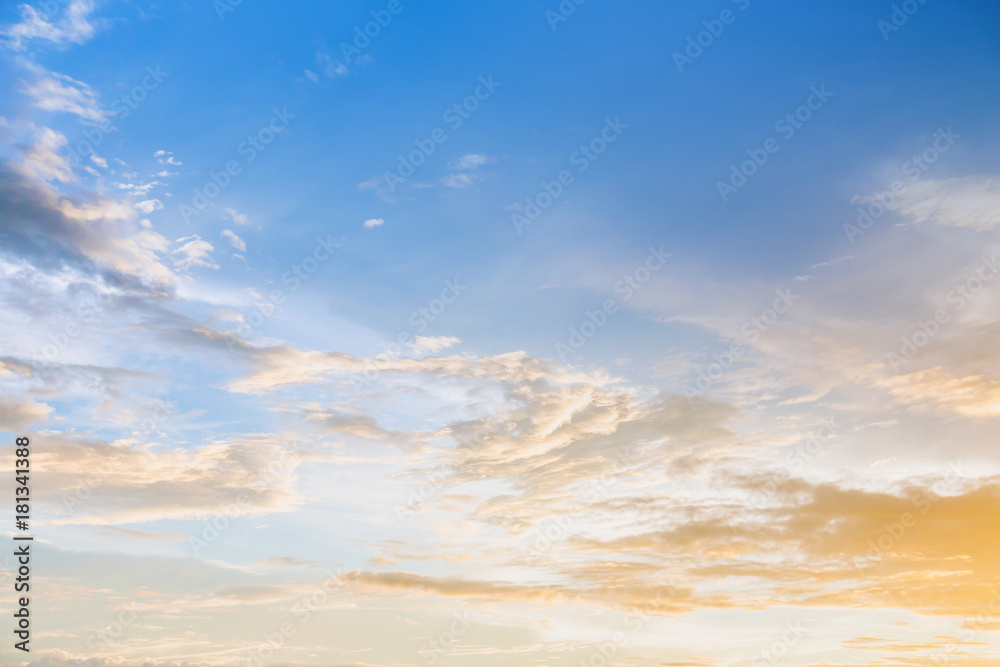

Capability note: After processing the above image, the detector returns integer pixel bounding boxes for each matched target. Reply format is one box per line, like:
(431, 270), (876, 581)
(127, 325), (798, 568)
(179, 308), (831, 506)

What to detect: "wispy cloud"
(1, 0), (102, 51)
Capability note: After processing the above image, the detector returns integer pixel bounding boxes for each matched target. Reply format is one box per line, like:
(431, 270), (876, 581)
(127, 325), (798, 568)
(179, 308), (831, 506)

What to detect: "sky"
(0, 0), (999, 665)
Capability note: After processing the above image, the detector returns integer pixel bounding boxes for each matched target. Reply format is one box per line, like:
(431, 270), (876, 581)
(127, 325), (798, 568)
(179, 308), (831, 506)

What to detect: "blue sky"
(2, 1), (1000, 665)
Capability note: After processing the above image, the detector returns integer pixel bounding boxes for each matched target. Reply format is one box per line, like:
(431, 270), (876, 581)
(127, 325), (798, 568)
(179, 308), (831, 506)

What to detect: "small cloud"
(316, 50), (348, 78)
(173, 235), (218, 270)
(810, 255), (853, 270)
(441, 173), (475, 189)
(89, 154), (107, 169)
(358, 175), (398, 202)
(154, 170), (177, 177)
(441, 154), (496, 189)
(448, 154), (496, 171)
(221, 229), (246, 252)
(408, 336), (461, 354)
(304, 69), (319, 83)
(135, 199), (163, 214)
(154, 150), (182, 166)
(363, 218), (384, 229)
(222, 207), (249, 226)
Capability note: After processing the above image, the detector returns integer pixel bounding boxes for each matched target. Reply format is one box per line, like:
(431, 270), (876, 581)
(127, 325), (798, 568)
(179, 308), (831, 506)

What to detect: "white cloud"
(221, 229), (246, 252)
(408, 336), (461, 354)
(222, 207), (249, 225)
(886, 176), (1000, 231)
(358, 175), (398, 202)
(316, 50), (348, 78)
(441, 154), (496, 189)
(89, 153), (107, 169)
(441, 172), (475, 189)
(154, 150), (182, 166)
(21, 65), (107, 123)
(18, 126), (74, 183)
(304, 69), (319, 83)
(173, 235), (218, 270)
(135, 199), (163, 214)
(448, 154), (496, 171)
(0, 394), (52, 431)
(1, 0), (101, 51)
(363, 218), (384, 229)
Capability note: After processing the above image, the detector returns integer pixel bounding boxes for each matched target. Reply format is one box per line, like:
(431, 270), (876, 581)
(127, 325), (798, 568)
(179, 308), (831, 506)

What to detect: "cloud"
(363, 218), (384, 229)
(879, 367), (1000, 417)
(95, 526), (188, 541)
(21, 63), (107, 123)
(0, 161), (177, 286)
(313, 49), (349, 79)
(448, 154), (496, 171)
(16, 650), (212, 667)
(441, 154), (496, 189)
(222, 207), (249, 225)
(0, 394), (53, 431)
(441, 172), (475, 189)
(408, 335), (461, 354)
(225, 345), (603, 395)
(17, 126), (74, 183)
(173, 235), (218, 270)
(1, 0), (101, 51)
(36, 433), (303, 525)
(221, 229), (246, 252)
(135, 199), (163, 214)
(887, 176), (1000, 231)
(154, 149), (182, 166)
(358, 175), (397, 202)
